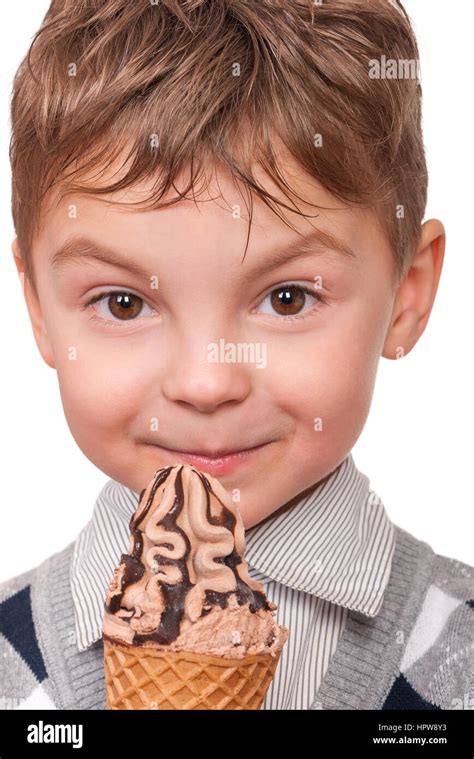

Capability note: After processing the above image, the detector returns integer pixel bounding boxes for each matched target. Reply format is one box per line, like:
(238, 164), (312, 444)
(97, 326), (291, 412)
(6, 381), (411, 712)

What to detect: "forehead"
(36, 143), (392, 276)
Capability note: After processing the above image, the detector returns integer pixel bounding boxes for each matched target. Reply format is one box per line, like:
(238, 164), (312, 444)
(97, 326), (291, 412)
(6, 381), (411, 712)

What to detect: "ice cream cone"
(102, 464), (289, 710)
(104, 637), (282, 710)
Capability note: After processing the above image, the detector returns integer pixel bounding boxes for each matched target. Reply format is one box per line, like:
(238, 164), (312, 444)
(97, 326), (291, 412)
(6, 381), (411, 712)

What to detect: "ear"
(12, 238), (56, 369)
(382, 219), (446, 360)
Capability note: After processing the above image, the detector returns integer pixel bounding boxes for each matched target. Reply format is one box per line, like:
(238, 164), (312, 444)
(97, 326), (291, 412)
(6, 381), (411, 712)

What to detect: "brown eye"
(107, 292), (144, 320)
(87, 290), (155, 323)
(270, 285), (307, 316)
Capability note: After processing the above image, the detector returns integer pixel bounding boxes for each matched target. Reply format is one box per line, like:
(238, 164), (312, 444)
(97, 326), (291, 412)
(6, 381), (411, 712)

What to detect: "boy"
(1, 0), (472, 711)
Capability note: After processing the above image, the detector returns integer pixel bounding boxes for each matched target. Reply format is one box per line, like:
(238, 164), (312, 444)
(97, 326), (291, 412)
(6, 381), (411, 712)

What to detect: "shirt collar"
(71, 453), (395, 652)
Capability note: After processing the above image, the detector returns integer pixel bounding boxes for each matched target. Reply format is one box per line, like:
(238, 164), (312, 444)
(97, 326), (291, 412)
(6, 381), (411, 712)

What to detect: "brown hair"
(10, 0), (427, 294)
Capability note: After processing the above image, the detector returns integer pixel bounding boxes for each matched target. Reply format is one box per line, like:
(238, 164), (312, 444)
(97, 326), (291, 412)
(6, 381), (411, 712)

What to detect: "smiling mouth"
(145, 441), (275, 475)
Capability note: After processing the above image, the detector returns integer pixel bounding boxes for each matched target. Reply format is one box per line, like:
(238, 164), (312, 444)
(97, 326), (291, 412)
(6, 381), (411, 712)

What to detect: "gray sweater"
(0, 524), (473, 710)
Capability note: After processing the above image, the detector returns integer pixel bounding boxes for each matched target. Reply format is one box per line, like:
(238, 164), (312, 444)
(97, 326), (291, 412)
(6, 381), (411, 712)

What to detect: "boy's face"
(17, 152), (400, 528)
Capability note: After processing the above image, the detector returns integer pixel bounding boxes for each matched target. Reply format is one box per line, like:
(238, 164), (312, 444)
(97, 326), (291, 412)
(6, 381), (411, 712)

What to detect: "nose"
(161, 337), (252, 413)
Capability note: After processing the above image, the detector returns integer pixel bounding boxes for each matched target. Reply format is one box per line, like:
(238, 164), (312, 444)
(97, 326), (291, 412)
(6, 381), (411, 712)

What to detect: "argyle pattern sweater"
(0, 525), (473, 710)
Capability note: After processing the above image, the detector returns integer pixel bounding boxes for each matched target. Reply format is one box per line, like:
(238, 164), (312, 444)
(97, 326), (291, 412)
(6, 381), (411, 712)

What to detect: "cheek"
(321, 344), (378, 442)
(267, 304), (382, 442)
(54, 338), (145, 451)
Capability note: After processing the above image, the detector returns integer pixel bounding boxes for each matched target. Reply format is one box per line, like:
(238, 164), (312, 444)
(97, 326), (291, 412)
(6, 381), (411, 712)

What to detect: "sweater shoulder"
(384, 531), (474, 710)
(428, 549), (474, 708)
(0, 563), (39, 604)
(393, 523), (473, 600)
(0, 551), (73, 710)
(430, 547), (474, 599)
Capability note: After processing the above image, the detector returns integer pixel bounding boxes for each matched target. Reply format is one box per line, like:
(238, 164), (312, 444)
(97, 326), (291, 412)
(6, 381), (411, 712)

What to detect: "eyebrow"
(239, 227), (358, 283)
(50, 227), (357, 281)
(50, 236), (152, 280)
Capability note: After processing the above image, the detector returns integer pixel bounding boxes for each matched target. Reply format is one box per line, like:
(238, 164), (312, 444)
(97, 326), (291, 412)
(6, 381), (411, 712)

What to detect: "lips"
(146, 440), (274, 476)
(163, 444), (267, 459)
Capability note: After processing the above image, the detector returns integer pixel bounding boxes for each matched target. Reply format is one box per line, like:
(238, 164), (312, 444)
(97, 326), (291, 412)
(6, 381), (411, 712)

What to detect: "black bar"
(0, 709), (471, 756)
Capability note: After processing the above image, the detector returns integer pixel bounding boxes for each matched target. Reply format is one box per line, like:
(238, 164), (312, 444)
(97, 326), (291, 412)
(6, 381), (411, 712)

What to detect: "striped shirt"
(71, 452), (395, 709)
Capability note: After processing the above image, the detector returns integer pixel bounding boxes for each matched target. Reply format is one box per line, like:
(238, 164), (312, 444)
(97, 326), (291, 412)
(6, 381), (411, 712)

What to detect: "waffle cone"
(103, 637), (282, 710)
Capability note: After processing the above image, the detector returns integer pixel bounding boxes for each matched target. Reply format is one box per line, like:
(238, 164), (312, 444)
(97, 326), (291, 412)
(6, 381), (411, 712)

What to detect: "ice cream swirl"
(103, 464), (273, 647)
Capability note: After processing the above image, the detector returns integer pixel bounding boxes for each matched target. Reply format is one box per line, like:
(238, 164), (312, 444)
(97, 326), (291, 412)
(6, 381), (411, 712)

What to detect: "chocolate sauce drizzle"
(105, 465), (271, 646)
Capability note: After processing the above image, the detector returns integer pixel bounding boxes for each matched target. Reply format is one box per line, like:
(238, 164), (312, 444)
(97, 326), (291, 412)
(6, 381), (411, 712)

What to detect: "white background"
(0, 1), (472, 579)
